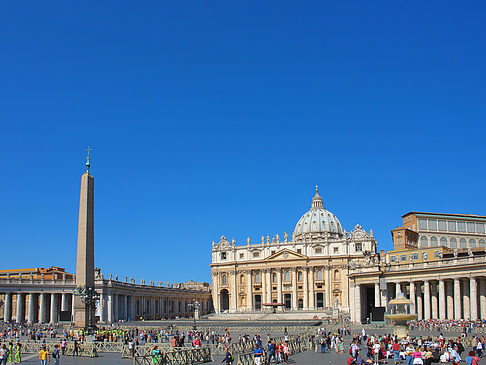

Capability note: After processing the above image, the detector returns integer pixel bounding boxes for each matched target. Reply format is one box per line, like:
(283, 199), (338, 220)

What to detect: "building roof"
(293, 188), (343, 237)
(402, 211), (486, 221)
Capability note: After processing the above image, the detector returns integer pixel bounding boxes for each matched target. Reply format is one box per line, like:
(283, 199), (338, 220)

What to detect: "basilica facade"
(210, 189), (486, 323)
(210, 188), (377, 315)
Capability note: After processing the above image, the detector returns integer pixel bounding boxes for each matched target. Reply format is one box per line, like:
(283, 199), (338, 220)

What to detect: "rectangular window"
(428, 219), (437, 231)
(315, 248), (322, 254)
(220, 252), (227, 260)
(447, 221), (457, 232)
(410, 253), (418, 261)
(422, 252), (428, 260)
(434, 250), (441, 259)
(458, 221), (466, 232)
(297, 249), (302, 254)
(252, 252), (260, 258)
(355, 243), (362, 252)
(438, 220), (447, 231)
(418, 219), (427, 230)
(467, 222), (476, 233)
(477, 223), (485, 234)
(400, 254), (407, 262)
(333, 247), (339, 254)
(390, 256), (396, 263)
(239, 253), (244, 259)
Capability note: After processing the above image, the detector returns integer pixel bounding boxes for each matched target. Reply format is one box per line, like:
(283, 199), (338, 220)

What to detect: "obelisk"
(74, 148), (95, 328)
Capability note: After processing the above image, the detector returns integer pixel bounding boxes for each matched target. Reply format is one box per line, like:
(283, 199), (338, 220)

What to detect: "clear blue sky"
(1, 1), (485, 283)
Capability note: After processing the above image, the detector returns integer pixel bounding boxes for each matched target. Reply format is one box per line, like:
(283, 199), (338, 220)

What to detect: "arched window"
(460, 238), (467, 248)
(222, 274), (227, 285)
(420, 236), (428, 247)
(255, 273), (261, 283)
(316, 269), (323, 281)
(240, 275), (245, 284)
(478, 239), (486, 247)
(440, 237), (448, 246)
(298, 271), (303, 282)
(449, 237), (457, 248)
(469, 238), (476, 248)
(334, 270), (340, 281)
(430, 236), (438, 247)
(284, 271), (291, 282)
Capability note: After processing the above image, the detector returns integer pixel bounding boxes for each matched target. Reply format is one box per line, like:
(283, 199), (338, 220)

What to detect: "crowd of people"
(410, 320), (486, 334)
(341, 329), (485, 365)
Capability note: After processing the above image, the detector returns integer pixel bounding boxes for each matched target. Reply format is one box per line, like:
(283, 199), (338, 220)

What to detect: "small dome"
(293, 187), (344, 237)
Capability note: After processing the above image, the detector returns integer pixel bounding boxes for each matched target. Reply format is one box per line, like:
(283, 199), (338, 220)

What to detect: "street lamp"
(74, 285), (100, 334)
(188, 299), (200, 331)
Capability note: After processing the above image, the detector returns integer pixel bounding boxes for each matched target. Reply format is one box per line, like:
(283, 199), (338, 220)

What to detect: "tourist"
(253, 343), (263, 365)
(15, 341), (22, 364)
(412, 347), (423, 365)
(392, 341), (400, 365)
(450, 345), (461, 365)
(52, 344), (60, 365)
(373, 340), (381, 365)
(0, 344), (7, 365)
(222, 349), (234, 365)
(73, 340), (80, 356)
(152, 346), (160, 364)
(39, 346), (49, 365)
(267, 340), (277, 364)
(466, 350), (480, 365)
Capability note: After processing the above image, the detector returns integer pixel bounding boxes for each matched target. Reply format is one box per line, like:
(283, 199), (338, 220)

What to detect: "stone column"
(431, 282), (438, 319)
(446, 280), (454, 319)
(409, 282), (416, 315)
(16, 293), (25, 323)
(124, 295), (128, 320)
(50, 293), (59, 323)
(470, 277), (478, 320)
(61, 294), (69, 312)
(246, 271), (253, 310)
(107, 293), (113, 322)
(212, 273), (219, 314)
(114, 294), (119, 321)
(454, 278), (461, 320)
(349, 284), (355, 322)
(28, 293), (36, 323)
(438, 279), (446, 320)
(424, 280), (431, 320)
(308, 268), (315, 310)
(463, 279), (471, 319)
(230, 271), (237, 311)
(261, 270), (267, 305)
(4, 293), (12, 322)
(374, 283), (381, 308)
(99, 293), (105, 322)
(416, 283), (423, 320)
(71, 294), (75, 321)
(355, 284), (361, 323)
(303, 268), (309, 309)
(39, 293), (48, 323)
(292, 268), (298, 310)
(395, 282), (401, 296)
(380, 284), (388, 308)
(266, 270), (272, 304)
(480, 278), (486, 320)
(276, 269), (282, 305)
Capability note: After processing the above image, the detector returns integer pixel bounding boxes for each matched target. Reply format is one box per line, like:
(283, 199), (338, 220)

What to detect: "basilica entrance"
(284, 294), (291, 309)
(220, 289), (229, 311)
(316, 292), (324, 308)
(254, 295), (261, 310)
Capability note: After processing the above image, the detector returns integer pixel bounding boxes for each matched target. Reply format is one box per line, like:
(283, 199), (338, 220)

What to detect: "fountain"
(384, 292), (417, 338)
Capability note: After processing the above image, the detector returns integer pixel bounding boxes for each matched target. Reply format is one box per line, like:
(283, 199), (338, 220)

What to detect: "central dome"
(293, 187), (344, 237)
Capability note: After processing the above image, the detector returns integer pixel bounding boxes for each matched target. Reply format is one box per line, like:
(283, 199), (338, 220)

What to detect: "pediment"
(265, 249), (309, 262)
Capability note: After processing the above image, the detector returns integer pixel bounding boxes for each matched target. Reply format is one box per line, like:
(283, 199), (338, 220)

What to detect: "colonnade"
(1, 292), (73, 323)
(353, 276), (486, 322)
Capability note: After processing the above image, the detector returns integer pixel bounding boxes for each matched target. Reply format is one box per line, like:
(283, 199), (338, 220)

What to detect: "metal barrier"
(17, 341), (98, 357)
(132, 346), (212, 364)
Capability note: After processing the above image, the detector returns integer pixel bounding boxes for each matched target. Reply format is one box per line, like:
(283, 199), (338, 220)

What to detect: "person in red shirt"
(392, 341), (401, 365)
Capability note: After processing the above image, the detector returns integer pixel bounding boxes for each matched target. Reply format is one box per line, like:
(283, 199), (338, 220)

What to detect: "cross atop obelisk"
(74, 148), (95, 329)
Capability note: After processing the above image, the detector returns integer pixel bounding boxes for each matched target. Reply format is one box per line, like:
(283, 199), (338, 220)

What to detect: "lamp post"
(74, 285), (100, 334)
(188, 299), (200, 331)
